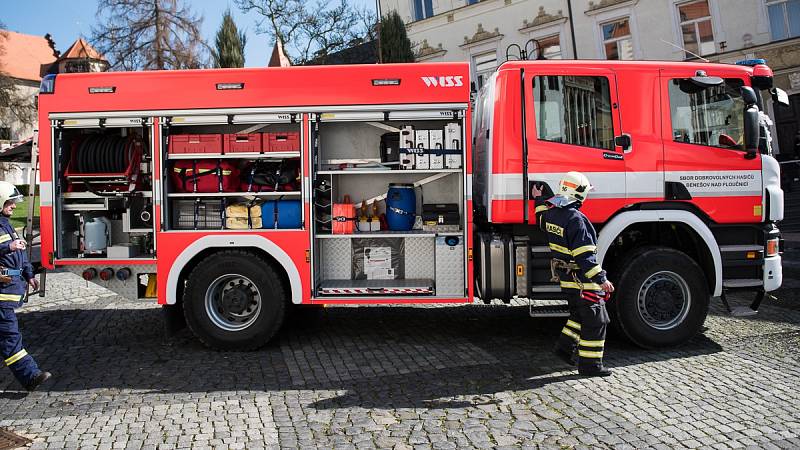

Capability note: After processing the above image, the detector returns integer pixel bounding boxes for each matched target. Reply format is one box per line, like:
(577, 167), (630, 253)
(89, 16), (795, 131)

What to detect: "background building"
(0, 32), (108, 185)
(380, 0), (800, 155)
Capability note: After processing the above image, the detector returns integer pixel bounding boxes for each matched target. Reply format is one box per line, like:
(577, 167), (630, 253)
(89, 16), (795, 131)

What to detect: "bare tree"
(91, 0), (208, 70)
(235, 0), (371, 65)
(0, 27), (36, 128)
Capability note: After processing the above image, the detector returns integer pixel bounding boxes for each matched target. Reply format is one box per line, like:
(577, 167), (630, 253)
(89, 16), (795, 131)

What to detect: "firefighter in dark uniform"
(0, 181), (51, 391)
(532, 172), (614, 377)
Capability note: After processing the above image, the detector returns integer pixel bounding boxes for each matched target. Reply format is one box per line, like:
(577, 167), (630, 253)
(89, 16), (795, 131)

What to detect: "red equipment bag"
(171, 160), (240, 193)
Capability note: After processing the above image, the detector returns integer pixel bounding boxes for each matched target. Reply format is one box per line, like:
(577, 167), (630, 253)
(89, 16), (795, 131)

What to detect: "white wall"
(0, 82), (38, 143)
(379, 0), (772, 64)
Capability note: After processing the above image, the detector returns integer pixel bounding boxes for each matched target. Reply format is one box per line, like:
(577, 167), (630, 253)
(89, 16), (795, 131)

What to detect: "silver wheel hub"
(205, 274), (262, 332)
(637, 271), (691, 331)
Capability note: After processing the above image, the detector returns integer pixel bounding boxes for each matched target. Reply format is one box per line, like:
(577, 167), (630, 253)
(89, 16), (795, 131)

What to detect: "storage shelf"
(316, 169), (461, 175)
(63, 191), (153, 198)
(315, 230), (463, 239)
(167, 151), (300, 160)
(167, 191), (301, 198)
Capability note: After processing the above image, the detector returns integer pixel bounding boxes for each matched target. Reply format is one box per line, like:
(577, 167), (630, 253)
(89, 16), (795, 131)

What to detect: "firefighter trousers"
(0, 307), (41, 387)
(555, 290), (610, 372)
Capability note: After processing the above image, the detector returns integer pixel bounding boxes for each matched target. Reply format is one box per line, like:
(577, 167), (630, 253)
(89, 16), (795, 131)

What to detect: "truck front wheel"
(612, 248), (709, 348)
(183, 250), (287, 350)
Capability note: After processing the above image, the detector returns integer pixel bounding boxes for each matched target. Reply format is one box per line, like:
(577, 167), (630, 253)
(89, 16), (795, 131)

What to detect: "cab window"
(532, 75), (615, 151)
(668, 78), (745, 149)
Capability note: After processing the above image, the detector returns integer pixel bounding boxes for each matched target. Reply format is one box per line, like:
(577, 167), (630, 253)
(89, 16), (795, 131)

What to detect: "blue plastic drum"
(386, 183), (416, 231)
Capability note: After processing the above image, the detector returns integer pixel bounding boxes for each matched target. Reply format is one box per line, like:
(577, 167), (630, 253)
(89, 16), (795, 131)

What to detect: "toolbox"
(422, 203), (459, 225)
(223, 133), (262, 153)
(264, 132), (300, 152)
(169, 134), (222, 154)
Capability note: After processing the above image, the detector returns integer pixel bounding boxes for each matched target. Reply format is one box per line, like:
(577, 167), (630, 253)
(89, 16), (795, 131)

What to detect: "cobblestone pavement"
(1, 263), (800, 449)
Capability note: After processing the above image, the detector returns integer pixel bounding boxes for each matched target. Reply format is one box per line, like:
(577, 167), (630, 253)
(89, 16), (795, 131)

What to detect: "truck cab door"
(660, 68), (763, 223)
(523, 68), (628, 223)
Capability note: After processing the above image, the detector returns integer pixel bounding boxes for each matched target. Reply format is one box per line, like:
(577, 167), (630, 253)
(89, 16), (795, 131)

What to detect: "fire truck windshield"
(669, 78), (746, 150)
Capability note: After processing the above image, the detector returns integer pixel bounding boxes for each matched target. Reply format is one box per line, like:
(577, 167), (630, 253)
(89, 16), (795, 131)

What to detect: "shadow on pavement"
(0, 304), (725, 412)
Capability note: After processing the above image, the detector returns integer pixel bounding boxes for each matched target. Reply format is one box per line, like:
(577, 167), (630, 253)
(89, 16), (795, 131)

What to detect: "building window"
(473, 52), (497, 89)
(533, 75), (615, 150)
(601, 18), (634, 60)
(767, 0), (800, 41)
(668, 78), (745, 149)
(678, 1), (716, 57)
(538, 34), (562, 60)
(466, 0), (480, 4)
(0, 127), (10, 141)
(413, 0), (434, 21)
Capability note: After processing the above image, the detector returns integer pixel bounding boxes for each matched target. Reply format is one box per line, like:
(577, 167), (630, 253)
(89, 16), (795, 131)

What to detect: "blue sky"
(3, 0), (375, 67)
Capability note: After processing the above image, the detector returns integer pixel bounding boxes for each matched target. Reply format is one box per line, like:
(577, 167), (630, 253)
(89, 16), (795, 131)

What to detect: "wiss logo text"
(421, 76), (464, 87)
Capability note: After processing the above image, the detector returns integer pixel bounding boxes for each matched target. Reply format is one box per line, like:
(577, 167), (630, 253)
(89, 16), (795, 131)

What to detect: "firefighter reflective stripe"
(535, 205), (548, 214)
(560, 281), (603, 291)
(0, 234), (10, 243)
(566, 320), (581, 330)
(578, 350), (604, 358)
(561, 327), (579, 341)
(579, 339), (604, 348)
(4, 349), (27, 366)
(549, 243), (571, 255)
(0, 293), (22, 302)
(572, 245), (596, 256)
(585, 265), (603, 278)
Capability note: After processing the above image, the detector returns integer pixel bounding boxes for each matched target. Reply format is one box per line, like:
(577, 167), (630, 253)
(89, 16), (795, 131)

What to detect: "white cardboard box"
(444, 122), (462, 169)
(400, 126), (415, 169)
(429, 129), (444, 169)
(414, 129), (430, 170)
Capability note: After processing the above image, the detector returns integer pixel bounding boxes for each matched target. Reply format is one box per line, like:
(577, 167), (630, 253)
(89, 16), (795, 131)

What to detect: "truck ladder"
(25, 128), (45, 299)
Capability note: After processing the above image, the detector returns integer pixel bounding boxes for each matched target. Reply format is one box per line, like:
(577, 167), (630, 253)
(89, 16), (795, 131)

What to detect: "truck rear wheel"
(612, 248), (709, 348)
(183, 250), (286, 350)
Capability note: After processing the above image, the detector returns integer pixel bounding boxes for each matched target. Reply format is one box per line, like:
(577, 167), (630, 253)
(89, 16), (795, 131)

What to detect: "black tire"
(612, 247), (709, 348)
(183, 250), (287, 351)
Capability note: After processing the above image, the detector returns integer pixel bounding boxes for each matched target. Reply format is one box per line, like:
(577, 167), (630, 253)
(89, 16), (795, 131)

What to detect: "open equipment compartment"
(52, 116), (155, 260)
(309, 107), (467, 298)
(160, 112), (304, 231)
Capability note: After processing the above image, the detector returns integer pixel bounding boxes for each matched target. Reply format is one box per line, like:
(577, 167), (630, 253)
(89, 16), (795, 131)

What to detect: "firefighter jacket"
(535, 197), (607, 291)
(0, 217), (34, 308)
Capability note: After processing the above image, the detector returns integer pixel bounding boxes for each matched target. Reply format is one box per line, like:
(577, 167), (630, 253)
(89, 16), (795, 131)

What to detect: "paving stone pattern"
(1, 270), (799, 449)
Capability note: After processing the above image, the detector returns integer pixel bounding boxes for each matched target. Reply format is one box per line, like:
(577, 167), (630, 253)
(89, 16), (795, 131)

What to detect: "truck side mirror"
(743, 104), (759, 160)
(740, 86), (758, 107)
(771, 87), (789, 107)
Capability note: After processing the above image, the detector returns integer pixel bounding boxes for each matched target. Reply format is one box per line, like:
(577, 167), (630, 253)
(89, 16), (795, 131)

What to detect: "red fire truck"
(32, 60), (784, 350)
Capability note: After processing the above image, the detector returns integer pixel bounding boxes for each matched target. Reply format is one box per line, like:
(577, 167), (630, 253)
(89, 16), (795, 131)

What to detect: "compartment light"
(372, 79), (401, 86)
(89, 86), (116, 94)
(216, 82), (245, 90)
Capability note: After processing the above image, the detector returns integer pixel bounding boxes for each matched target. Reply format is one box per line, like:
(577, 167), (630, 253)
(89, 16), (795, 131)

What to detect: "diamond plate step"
(528, 300), (570, 317)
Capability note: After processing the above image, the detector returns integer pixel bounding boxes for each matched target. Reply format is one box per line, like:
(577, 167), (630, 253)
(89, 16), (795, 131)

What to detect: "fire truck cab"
(473, 60), (784, 347)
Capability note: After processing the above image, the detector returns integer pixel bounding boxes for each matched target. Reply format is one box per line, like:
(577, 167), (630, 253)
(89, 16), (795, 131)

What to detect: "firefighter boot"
(25, 371), (52, 392)
(554, 317), (580, 366)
